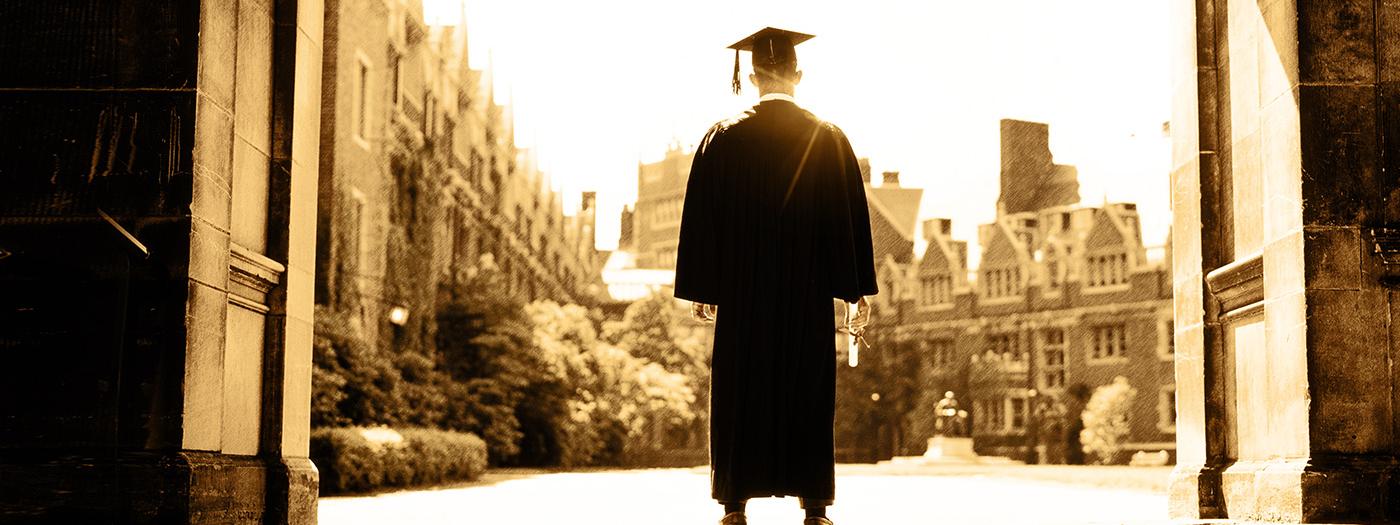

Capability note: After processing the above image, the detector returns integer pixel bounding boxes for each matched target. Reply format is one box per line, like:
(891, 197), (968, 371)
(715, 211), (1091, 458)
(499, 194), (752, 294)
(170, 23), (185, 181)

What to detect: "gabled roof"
(865, 185), (923, 241)
(919, 240), (951, 272)
(981, 227), (1020, 267)
(1085, 210), (1126, 252)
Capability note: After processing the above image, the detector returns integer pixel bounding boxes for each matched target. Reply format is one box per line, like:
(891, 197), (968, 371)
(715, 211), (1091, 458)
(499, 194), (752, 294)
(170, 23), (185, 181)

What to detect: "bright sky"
(441, 0), (1173, 263)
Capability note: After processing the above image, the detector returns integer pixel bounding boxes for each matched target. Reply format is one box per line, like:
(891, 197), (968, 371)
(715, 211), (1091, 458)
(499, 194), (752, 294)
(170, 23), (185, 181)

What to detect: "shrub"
(311, 426), (488, 495)
(1080, 376), (1138, 465)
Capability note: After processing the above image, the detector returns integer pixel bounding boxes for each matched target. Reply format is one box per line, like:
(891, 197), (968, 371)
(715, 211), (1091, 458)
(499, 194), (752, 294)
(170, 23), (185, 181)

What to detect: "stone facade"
(315, 0), (605, 354)
(0, 1), (323, 522)
(890, 206), (1174, 461)
(633, 143), (694, 270)
(1169, 0), (1400, 521)
(881, 122), (1173, 463)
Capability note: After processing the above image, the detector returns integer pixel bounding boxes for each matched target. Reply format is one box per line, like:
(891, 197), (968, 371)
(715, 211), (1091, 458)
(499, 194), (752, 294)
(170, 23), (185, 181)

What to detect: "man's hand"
(691, 302), (718, 323)
(846, 296), (871, 336)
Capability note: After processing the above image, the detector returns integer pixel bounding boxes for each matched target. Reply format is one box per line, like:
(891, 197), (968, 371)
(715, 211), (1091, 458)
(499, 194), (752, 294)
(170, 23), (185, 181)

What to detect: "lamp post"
(1026, 387), (1040, 464)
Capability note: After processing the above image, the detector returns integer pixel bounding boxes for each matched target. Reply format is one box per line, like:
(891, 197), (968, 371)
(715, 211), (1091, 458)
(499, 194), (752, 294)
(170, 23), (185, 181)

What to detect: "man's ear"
(793, 70), (803, 85)
(749, 72), (760, 88)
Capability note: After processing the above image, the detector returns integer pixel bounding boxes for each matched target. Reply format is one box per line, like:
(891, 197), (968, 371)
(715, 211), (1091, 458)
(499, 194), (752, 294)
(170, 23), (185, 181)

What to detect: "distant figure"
(674, 26), (878, 525)
(934, 391), (965, 437)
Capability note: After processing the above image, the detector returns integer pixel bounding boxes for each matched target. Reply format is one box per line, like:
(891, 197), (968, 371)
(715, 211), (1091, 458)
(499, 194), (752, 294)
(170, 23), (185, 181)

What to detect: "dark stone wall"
(0, 2), (199, 454)
(0, 1), (206, 521)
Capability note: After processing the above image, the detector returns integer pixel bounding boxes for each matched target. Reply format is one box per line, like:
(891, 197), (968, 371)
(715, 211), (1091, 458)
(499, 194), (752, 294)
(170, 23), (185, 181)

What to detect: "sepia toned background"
(3, 0), (1400, 523)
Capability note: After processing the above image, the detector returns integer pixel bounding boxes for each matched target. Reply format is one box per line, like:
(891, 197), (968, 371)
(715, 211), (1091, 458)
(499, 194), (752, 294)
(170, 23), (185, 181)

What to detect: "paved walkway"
(319, 464), (1171, 525)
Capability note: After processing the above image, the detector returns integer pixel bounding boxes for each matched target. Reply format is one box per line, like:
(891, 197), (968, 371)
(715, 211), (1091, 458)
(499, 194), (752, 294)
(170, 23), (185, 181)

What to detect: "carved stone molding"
(229, 244), (285, 313)
(1205, 252), (1264, 320)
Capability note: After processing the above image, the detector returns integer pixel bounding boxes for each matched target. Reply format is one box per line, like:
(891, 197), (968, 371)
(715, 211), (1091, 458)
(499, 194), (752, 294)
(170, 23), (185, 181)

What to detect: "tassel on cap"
(732, 49), (742, 95)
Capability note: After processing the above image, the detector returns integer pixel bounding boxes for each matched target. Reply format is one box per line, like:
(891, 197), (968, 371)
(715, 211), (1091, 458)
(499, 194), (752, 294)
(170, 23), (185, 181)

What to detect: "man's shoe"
(803, 518), (833, 525)
(720, 512), (747, 524)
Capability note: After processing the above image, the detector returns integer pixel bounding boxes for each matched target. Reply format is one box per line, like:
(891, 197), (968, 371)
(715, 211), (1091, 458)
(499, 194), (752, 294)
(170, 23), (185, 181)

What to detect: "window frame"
(1158, 385), (1177, 434)
(1088, 323), (1128, 364)
(352, 51), (373, 148)
(1039, 327), (1067, 390)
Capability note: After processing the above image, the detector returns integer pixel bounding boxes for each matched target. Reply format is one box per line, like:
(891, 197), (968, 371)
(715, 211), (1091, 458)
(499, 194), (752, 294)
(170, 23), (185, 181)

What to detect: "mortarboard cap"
(728, 27), (814, 95)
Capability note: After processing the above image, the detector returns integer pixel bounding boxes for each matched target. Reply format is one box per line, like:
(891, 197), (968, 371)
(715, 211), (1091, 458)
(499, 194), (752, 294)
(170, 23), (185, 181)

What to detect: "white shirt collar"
(759, 92), (795, 103)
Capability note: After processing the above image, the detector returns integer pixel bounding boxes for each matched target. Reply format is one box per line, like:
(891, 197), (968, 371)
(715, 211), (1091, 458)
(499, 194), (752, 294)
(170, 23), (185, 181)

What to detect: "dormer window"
(921, 274), (953, 305)
(983, 266), (1022, 299)
(1086, 251), (1129, 288)
(1044, 247), (1062, 289)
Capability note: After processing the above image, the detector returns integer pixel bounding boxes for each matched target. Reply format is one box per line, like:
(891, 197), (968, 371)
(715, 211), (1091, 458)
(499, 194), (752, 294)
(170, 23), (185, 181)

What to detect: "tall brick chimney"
(997, 119), (1080, 215)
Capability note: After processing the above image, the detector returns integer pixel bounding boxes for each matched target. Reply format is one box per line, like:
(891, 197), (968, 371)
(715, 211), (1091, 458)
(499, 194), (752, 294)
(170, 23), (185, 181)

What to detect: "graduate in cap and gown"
(673, 26), (878, 525)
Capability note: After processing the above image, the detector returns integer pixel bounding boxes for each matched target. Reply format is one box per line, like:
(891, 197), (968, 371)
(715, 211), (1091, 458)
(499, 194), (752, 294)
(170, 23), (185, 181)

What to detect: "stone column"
(1171, 0), (1400, 521)
(0, 1), (321, 522)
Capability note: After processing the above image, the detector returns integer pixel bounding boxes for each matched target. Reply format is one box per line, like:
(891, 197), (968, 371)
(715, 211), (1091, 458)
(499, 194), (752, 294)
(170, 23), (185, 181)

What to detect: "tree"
(835, 327), (922, 461)
(603, 292), (707, 454)
(1080, 376), (1138, 465)
(311, 309), (406, 428)
(436, 255), (537, 464)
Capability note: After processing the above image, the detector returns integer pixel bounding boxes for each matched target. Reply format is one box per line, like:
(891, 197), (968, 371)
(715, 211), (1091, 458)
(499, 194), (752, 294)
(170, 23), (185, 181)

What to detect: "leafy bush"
(1080, 376), (1138, 465)
(311, 310), (406, 428)
(311, 426), (487, 495)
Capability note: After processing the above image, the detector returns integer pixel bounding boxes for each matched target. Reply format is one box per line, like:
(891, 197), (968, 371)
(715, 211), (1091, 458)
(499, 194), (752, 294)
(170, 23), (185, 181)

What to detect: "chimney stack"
(882, 171), (901, 187)
(858, 158), (872, 183)
(922, 218), (951, 242)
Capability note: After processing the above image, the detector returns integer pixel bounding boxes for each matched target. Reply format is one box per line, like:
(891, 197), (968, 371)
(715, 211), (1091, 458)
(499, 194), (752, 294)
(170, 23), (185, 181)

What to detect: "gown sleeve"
(673, 125), (726, 305)
(826, 127), (879, 303)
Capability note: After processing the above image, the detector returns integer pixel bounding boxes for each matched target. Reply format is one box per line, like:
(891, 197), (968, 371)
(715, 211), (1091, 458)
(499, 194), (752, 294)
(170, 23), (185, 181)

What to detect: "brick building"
(632, 143), (694, 270)
(880, 122), (1174, 463)
(315, 0), (604, 352)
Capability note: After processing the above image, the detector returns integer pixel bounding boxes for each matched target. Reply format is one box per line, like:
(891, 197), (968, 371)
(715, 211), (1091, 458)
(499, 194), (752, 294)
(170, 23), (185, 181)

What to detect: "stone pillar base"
(266, 456), (319, 525)
(0, 451), (317, 524)
(1169, 463), (1226, 520)
(1171, 457), (1400, 523)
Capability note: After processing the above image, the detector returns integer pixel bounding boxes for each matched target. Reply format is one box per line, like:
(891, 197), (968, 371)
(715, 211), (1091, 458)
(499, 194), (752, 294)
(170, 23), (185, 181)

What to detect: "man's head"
(750, 62), (802, 95)
(728, 27), (813, 96)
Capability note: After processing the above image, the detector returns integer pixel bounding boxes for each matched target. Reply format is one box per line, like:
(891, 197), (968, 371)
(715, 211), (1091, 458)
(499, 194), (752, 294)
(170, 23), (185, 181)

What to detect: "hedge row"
(310, 426), (488, 494)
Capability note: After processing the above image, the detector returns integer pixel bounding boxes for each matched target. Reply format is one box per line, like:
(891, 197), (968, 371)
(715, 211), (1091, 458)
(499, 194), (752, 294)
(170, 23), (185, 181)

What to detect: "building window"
(347, 188), (369, 319)
(1040, 328), (1066, 389)
(983, 266), (1022, 299)
(987, 333), (1023, 362)
(451, 211), (466, 265)
(650, 196), (683, 229)
(424, 95), (435, 137)
(977, 399), (1007, 432)
(389, 50), (402, 108)
(922, 274), (953, 305)
(1158, 318), (1175, 360)
(1086, 252), (1129, 288)
(1158, 386), (1177, 433)
(354, 57), (370, 142)
(470, 152), (484, 189)
(927, 339), (954, 369)
(1090, 324), (1127, 362)
(1009, 397), (1028, 431)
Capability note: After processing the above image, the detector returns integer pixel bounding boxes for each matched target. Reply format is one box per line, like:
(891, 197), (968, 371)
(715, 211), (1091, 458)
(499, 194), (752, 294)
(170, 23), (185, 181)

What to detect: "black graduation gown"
(673, 99), (878, 504)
